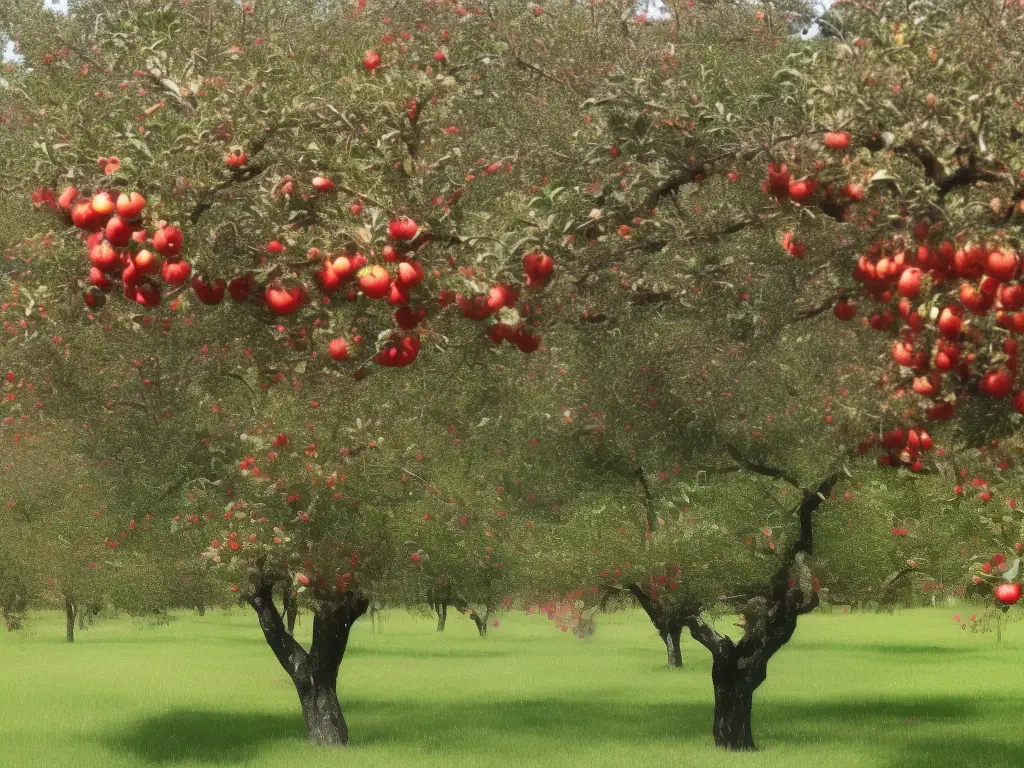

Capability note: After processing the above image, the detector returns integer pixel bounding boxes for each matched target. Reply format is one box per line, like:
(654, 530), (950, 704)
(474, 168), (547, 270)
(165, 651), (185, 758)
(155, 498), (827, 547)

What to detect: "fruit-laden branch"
(628, 213), (777, 255)
(188, 123), (282, 223)
(634, 134), (800, 218)
(576, 213), (777, 294)
(887, 143), (1007, 200)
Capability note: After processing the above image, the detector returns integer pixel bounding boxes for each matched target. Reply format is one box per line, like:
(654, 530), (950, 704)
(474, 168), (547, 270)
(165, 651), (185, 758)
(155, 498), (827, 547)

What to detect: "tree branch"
(246, 569), (308, 679)
(625, 583), (663, 626)
(725, 443), (803, 491)
(682, 613), (728, 657)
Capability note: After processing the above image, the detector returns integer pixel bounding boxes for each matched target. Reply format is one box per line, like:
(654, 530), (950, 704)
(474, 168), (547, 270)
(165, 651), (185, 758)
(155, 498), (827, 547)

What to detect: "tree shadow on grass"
(794, 641), (984, 656)
(102, 693), (1020, 767)
(101, 711), (302, 764)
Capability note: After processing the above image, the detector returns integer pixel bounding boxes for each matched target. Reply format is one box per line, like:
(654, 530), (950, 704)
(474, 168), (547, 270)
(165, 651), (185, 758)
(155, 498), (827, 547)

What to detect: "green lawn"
(1, 606), (1021, 767)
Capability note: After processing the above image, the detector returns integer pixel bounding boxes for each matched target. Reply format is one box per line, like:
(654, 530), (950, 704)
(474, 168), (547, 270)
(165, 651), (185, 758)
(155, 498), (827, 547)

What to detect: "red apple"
(228, 276), (253, 302)
(265, 284), (306, 315)
(363, 50), (381, 71)
(91, 191), (115, 216)
(161, 259), (192, 285)
(787, 177), (816, 203)
(396, 260), (424, 287)
(105, 216), (134, 247)
(88, 267), (111, 291)
(981, 368), (1014, 398)
(823, 131), (851, 149)
(995, 583), (1021, 605)
(394, 306), (426, 329)
(388, 217), (419, 241)
(331, 255), (356, 281)
(115, 192), (146, 220)
(937, 306), (963, 338)
(89, 241), (120, 272)
(833, 298), (857, 321)
(897, 267), (923, 299)
(316, 262), (343, 293)
(387, 280), (410, 305)
(986, 248), (1019, 282)
(359, 265), (390, 298)
(134, 249), (160, 274)
(57, 186), (78, 211)
(152, 226), (183, 257)
(71, 200), (105, 231)
(192, 276), (226, 305)
(328, 337), (349, 361)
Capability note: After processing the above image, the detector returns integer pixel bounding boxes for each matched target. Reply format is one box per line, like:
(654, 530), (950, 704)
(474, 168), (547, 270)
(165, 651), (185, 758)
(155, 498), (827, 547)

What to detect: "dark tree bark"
(711, 653), (760, 751)
(2, 585), (27, 631)
(625, 584), (687, 668)
(429, 586), (453, 631)
(680, 456), (841, 750)
(247, 575), (368, 745)
(452, 596), (489, 636)
(196, 604), (206, 616)
(78, 605), (87, 631)
(64, 594), (75, 643)
(282, 585), (298, 635)
(662, 625), (684, 668)
(470, 608), (487, 636)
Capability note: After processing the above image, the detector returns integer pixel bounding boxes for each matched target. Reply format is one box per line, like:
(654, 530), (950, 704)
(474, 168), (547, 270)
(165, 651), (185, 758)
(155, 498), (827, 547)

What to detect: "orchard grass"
(1, 607), (1020, 768)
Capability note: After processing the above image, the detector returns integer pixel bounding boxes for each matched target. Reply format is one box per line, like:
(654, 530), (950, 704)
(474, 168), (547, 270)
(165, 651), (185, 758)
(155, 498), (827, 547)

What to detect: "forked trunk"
(248, 578), (368, 745)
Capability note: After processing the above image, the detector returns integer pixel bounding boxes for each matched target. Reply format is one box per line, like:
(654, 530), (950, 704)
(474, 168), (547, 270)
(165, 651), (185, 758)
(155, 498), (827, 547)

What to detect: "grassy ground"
(1, 606), (1022, 767)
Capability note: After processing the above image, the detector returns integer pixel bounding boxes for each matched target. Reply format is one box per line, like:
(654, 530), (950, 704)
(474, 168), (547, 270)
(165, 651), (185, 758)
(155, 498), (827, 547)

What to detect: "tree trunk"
(64, 595), (75, 643)
(247, 578), (368, 745)
(470, 609), (487, 636)
(436, 601), (447, 632)
(297, 678), (347, 745)
(78, 606), (87, 631)
(662, 625), (683, 668)
(711, 656), (760, 751)
(285, 591), (298, 635)
(196, 604), (206, 617)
